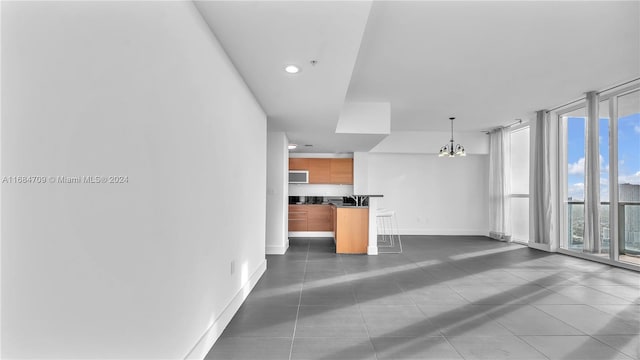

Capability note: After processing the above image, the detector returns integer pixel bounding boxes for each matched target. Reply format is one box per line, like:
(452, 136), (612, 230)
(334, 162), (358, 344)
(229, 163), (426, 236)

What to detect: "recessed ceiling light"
(288, 144), (298, 150)
(284, 65), (300, 74)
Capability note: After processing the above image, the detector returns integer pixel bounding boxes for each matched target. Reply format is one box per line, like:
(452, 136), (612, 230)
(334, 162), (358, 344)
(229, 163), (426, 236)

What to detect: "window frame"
(554, 82), (640, 271)
(508, 123), (530, 244)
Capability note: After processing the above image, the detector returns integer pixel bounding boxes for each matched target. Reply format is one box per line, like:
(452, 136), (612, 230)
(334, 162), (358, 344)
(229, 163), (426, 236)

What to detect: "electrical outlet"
(230, 260), (235, 275)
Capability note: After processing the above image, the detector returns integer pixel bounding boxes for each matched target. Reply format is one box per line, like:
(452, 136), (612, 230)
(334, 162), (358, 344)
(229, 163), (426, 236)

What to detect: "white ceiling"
(196, 1), (640, 152)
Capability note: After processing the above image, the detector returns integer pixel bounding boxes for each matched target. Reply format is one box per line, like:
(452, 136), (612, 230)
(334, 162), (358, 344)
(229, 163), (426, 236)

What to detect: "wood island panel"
(331, 205), (337, 243)
(335, 207), (369, 254)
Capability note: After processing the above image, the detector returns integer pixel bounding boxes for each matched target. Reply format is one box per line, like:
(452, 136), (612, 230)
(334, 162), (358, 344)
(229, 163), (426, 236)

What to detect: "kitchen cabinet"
(288, 158), (353, 184)
(330, 158), (353, 184)
(289, 158), (309, 171)
(308, 159), (331, 184)
(306, 205), (332, 231)
(288, 205), (332, 232)
(288, 205), (308, 231)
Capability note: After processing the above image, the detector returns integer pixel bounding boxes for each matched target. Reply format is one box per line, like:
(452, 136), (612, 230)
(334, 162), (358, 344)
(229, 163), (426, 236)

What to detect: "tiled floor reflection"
(206, 236), (640, 360)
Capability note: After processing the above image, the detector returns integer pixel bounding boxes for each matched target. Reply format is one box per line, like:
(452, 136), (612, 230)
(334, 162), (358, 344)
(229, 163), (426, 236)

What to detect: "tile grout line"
(440, 334), (468, 360)
(288, 240), (310, 360)
(531, 302), (639, 359)
(410, 290), (469, 360)
(589, 334), (639, 359)
(515, 335), (552, 360)
(581, 283), (638, 303)
(354, 286), (380, 360)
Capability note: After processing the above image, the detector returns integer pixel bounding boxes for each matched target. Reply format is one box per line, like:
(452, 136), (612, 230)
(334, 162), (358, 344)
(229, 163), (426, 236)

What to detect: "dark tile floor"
(206, 236), (640, 360)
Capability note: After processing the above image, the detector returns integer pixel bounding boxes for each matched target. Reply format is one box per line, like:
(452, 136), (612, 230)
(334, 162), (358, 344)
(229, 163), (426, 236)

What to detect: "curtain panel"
(530, 110), (559, 249)
(489, 128), (511, 240)
(584, 91), (601, 253)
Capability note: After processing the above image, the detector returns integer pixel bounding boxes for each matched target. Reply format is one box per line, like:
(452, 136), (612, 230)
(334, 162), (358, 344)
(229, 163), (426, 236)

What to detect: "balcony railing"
(567, 201), (640, 255)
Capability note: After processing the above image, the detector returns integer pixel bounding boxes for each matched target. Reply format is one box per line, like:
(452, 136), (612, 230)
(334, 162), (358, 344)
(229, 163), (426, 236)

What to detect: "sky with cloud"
(566, 112), (640, 201)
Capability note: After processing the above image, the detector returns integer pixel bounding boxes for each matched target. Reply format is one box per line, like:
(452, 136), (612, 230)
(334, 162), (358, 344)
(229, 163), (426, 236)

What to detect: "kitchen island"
(288, 195), (382, 255)
(332, 205), (369, 254)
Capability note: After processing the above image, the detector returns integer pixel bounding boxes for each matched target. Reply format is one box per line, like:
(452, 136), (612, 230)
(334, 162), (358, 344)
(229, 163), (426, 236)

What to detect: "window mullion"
(609, 96), (619, 262)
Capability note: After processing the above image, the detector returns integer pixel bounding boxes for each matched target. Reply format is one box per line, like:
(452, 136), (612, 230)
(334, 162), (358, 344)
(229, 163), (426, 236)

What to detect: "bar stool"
(376, 208), (402, 253)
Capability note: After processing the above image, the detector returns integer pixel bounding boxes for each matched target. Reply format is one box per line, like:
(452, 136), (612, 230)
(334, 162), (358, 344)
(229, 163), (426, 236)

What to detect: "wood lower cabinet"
(288, 206), (308, 231)
(288, 205), (332, 232)
(307, 205), (332, 231)
(335, 207), (369, 254)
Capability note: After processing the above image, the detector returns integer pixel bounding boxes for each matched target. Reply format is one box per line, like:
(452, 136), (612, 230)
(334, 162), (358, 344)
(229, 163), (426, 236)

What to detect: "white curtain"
(584, 91), (601, 253)
(530, 110), (559, 250)
(489, 128), (511, 240)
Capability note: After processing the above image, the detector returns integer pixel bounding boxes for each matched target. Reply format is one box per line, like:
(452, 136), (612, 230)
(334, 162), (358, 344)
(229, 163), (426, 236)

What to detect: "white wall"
(266, 132), (289, 254)
(371, 131), (490, 154)
(289, 184), (354, 196)
(1, 2), (266, 359)
(368, 154), (490, 235)
(353, 152), (369, 195)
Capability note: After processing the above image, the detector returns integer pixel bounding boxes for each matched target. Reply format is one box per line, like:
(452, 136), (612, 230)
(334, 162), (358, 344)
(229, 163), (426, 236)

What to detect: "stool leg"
(386, 216), (394, 247)
(392, 213), (401, 246)
(382, 217), (388, 245)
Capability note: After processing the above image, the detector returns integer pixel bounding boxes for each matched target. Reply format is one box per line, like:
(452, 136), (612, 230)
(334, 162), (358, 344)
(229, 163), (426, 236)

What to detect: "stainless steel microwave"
(288, 170), (309, 183)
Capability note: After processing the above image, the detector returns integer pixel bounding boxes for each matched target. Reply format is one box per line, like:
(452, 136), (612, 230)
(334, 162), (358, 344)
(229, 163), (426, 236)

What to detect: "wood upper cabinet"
(288, 157), (353, 184)
(330, 158), (353, 184)
(289, 158), (309, 170)
(308, 159), (332, 184)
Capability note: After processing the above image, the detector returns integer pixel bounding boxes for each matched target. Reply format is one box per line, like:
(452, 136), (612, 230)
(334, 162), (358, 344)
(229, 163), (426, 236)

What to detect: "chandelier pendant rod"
(450, 118), (454, 154)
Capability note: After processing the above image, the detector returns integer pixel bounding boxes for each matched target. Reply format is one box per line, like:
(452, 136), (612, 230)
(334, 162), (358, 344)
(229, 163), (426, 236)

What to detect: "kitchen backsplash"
(288, 184), (354, 196)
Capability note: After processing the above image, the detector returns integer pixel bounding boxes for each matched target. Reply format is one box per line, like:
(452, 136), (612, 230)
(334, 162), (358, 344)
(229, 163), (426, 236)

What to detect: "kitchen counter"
(291, 203), (332, 205)
(288, 195), (383, 256)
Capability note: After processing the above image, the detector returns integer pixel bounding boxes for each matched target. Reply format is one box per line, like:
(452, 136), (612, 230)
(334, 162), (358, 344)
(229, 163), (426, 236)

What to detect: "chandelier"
(438, 117), (466, 157)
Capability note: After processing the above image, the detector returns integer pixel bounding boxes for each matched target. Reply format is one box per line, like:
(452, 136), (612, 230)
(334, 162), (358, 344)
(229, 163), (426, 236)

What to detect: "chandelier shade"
(438, 117), (466, 157)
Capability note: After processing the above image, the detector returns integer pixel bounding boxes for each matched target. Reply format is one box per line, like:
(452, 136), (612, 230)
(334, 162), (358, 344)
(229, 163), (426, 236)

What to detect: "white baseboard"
(184, 259), (267, 360)
(266, 244), (288, 255)
(528, 242), (552, 252)
(367, 245), (378, 255)
(288, 231), (334, 238)
(398, 229), (490, 236)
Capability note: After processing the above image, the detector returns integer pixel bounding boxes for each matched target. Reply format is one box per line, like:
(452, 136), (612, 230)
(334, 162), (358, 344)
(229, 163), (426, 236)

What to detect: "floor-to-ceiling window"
(615, 89), (640, 265)
(509, 125), (530, 243)
(559, 106), (587, 253)
(598, 98), (611, 256)
(558, 82), (640, 269)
